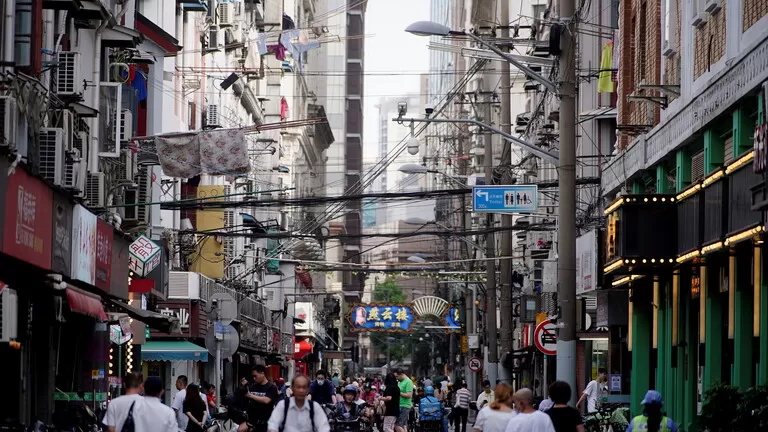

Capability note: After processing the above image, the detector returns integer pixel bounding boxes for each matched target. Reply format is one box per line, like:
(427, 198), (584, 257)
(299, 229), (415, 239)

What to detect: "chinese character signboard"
(95, 220), (113, 291)
(128, 235), (161, 276)
(151, 300), (202, 338)
(576, 229), (598, 295)
(2, 167), (53, 269)
(52, 192), (73, 276)
(71, 204), (97, 284)
(349, 304), (415, 331)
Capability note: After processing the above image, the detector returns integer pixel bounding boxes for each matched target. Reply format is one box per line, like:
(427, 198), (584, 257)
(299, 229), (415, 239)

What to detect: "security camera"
(397, 101), (407, 118)
(424, 104), (434, 116)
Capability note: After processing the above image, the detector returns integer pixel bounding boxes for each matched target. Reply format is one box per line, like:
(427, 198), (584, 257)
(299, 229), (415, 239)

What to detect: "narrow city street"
(0, 0), (767, 430)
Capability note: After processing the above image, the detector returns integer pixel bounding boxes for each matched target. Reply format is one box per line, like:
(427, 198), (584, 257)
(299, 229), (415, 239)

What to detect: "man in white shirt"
(476, 380), (495, 409)
(576, 368), (608, 413)
(103, 372), (144, 432)
(503, 389), (555, 432)
(268, 375), (330, 432)
(171, 375), (209, 430)
(133, 377), (179, 432)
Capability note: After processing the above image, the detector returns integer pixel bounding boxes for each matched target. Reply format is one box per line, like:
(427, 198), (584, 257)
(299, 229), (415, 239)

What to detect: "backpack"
(279, 398), (316, 432)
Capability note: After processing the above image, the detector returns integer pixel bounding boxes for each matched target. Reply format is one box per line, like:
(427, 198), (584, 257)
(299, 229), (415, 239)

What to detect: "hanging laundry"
(256, 33), (269, 56)
(280, 97), (289, 120)
(279, 29), (321, 73)
(268, 43), (286, 60)
(282, 14), (296, 30)
(298, 30), (310, 45)
(199, 128), (250, 175)
(598, 41), (615, 93)
(155, 134), (202, 178)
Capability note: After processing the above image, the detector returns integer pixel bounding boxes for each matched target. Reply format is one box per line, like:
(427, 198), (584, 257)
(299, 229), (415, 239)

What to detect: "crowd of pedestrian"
(101, 367), (675, 432)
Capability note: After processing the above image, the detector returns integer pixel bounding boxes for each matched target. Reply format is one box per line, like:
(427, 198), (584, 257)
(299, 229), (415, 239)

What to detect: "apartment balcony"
(603, 33), (768, 194)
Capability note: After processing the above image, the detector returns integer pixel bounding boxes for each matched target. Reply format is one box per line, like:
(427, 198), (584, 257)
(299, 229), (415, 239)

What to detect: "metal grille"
(39, 128), (63, 185)
(724, 136), (734, 164)
(56, 52), (78, 95)
(540, 292), (557, 315)
(691, 150), (705, 182)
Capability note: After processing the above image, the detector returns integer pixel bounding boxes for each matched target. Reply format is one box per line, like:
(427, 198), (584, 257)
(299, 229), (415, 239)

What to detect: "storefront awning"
(105, 297), (180, 335)
(294, 338), (313, 360)
(141, 341), (209, 362)
(66, 286), (108, 321)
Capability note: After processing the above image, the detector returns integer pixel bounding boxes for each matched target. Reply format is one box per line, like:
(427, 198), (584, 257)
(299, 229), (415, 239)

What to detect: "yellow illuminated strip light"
(672, 272), (679, 346)
(701, 241), (723, 254)
(702, 169), (725, 188)
(699, 266), (707, 343)
(724, 226), (764, 246)
(612, 274), (644, 287)
(676, 249), (701, 263)
(604, 259), (624, 274)
(604, 197), (625, 215)
(676, 183), (701, 202)
(725, 151), (754, 175)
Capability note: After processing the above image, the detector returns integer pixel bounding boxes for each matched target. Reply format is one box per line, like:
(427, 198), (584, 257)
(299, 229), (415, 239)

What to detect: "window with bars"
(691, 150), (705, 181)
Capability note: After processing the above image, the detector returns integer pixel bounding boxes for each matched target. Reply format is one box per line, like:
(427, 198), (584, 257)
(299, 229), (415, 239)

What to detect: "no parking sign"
(534, 319), (557, 355)
(467, 356), (483, 372)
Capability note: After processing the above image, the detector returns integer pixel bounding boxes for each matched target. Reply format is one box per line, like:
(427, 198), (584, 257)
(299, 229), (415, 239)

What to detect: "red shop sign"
(2, 168), (53, 269)
(95, 220), (113, 291)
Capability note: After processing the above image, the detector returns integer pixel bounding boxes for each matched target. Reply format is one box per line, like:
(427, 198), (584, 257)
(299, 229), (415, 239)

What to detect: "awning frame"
(141, 340), (209, 362)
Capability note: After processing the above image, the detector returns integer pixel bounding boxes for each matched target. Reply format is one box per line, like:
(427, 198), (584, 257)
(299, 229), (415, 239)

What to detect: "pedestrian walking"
(472, 383), (515, 432)
(394, 368), (414, 432)
(452, 382), (472, 432)
(626, 390), (678, 432)
(172, 375), (208, 431)
(476, 380), (495, 410)
(544, 381), (583, 432)
(246, 365), (281, 432)
(576, 368), (607, 414)
(503, 389), (555, 432)
(103, 372), (144, 432)
(308, 370), (336, 405)
(132, 377), (179, 432)
(183, 384), (209, 432)
(267, 375), (330, 432)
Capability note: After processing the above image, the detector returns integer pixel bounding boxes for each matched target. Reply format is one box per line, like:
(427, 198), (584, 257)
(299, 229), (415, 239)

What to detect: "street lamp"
(405, 21), (556, 93)
(398, 164), (468, 189)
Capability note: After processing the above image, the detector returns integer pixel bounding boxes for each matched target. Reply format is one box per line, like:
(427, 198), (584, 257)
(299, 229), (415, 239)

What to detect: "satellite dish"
(205, 322), (240, 358)
(210, 293), (238, 325)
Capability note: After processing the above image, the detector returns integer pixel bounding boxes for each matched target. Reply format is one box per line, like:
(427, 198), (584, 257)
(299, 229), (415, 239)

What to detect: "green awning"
(141, 341), (209, 362)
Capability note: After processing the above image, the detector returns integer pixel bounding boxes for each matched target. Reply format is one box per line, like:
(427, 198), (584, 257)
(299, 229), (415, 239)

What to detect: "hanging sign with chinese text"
(128, 235), (162, 276)
(348, 304), (415, 332)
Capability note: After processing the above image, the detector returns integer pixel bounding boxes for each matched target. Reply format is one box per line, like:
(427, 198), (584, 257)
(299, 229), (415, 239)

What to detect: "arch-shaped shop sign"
(347, 296), (462, 333)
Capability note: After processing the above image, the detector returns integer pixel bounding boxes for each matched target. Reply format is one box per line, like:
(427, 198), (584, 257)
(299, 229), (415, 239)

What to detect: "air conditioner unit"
(55, 52), (82, 96)
(692, 12), (707, 28)
(120, 149), (136, 181)
(86, 172), (106, 209)
(218, 3), (234, 26)
(63, 147), (82, 192)
(0, 96), (17, 150)
(61, 110), (74, 150)
(135, 166), (151, 223)
(0, 287), (19, 342)
(206, 104), (220, 127)
(704, 0), (721, 14)
(39, 128), (66, 186)
(120, 110), (133, 142)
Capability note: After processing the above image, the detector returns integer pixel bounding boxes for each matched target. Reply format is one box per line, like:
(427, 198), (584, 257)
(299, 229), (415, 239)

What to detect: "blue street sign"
(472, 185), (538, 213)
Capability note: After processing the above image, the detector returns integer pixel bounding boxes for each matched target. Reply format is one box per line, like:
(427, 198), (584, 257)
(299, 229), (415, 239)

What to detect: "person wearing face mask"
(476, 380), (495, 410)
(308, 370), (335, 405)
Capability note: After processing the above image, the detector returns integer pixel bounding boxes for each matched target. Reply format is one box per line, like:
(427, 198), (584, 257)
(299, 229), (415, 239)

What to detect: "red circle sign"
(533, 319), (557, 355)
(467, 356), (483, 372)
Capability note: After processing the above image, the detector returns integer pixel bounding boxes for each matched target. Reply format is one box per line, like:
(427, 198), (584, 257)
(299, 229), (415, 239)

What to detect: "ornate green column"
(655, 279), (667, 396)
(630, 286), (652, 415)
(704, 261), (723, 390)
(734, 250), (754, 388)
(761, 247), (768, 385)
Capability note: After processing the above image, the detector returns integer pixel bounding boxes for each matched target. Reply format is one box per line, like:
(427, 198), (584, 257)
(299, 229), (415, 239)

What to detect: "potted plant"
(732, 386), (768, 431)
(699, 384), (742, 432)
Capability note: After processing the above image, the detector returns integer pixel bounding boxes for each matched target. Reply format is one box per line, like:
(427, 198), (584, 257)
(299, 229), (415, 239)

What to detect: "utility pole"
(482, 74), (499, 385)
(557, 0), (578, 405)
(497, 0), (514, 384)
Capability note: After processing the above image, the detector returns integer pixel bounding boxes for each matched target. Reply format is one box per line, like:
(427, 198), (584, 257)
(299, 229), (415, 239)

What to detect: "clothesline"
(128, 117), (326, 142)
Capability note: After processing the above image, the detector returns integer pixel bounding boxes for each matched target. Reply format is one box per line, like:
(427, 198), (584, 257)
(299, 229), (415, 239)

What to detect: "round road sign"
(468, 356), (483, 372)
(534, 319), (557, 356)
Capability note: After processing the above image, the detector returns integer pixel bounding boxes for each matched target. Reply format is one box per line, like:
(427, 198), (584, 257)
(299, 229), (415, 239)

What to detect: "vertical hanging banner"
(71, 205), (97, 284)
(2, 167), (54, 268)
(95, 220), (113, 291)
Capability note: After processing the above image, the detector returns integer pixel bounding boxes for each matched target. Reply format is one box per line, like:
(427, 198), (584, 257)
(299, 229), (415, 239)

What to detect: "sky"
(362, 0), (431, 163)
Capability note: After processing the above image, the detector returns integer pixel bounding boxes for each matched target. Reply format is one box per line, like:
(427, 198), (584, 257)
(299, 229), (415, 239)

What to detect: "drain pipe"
(89, 3), (129, 172)
(2, 0), (15, 74)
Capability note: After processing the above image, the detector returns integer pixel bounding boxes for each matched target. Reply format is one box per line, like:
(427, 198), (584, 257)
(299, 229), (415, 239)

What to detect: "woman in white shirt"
(472, 383), (516, 432)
